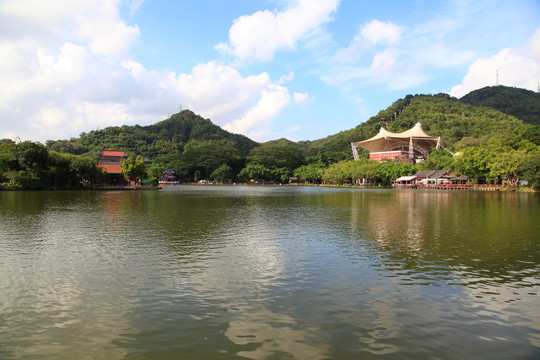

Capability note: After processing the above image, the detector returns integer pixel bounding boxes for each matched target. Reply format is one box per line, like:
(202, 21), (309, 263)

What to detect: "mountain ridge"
(45, 86), (539, 162)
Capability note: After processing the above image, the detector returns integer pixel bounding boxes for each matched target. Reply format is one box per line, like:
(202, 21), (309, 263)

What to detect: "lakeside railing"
(392, 184), (500, 191)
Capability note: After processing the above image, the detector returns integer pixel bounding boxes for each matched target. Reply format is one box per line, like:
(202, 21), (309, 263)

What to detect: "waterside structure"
(392, 170), (500, 191)
(352, 122), (441, 163)
(95, 150), (159, 190)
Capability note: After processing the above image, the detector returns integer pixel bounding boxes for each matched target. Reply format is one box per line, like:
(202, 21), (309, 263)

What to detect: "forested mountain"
(45, 89), (535, 163)
(302, 92), (526, 157)
(460, 86), (540, 125)
(3, 86), (538, 189)
(47, 110), (258, 159)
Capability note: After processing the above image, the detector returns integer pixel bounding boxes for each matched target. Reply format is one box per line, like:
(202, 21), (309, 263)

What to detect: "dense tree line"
(47, 110), (258, 160)
(0, 140), (102, 190)
(460, 86), (540, 125)
(2, 87), (539, 190)
(302, 92), (525, 159)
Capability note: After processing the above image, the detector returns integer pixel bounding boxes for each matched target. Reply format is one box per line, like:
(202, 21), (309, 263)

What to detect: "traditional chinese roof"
(100, 164), (123, 174)
(415, 170), (452, 179)
(101, 150), (125, 157)
(98, 150), (126, 174)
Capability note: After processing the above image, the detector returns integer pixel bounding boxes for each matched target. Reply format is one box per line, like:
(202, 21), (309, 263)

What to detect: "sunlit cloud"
(176, 61), (295, 141)
(450, 27), (540, 98)
(0, 0), (303, 143)
(215, 0), (340, 63)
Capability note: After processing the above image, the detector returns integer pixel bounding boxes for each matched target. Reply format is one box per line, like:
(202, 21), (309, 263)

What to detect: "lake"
(1, 186), (539, 359)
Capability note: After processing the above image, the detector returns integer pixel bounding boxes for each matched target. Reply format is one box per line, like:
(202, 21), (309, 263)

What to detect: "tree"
(271, 167), (291, 183)
(238, 164), (269, 182)
(418, 149), (455, 170)
(323, 161), (349, 184)
(210, 164), (234, 183)
(353, 159), (382, 185)
(247, 143), (305, 170)
(379, 162), (416, 184)
(181, 140), (242, 179)
(294, 164), (325, 183)
(121, 155), (148, 181)
(488, 149), (527, 185)
(454, 146), (492, 182)
(7, 141), (49, 189)
(148, 163), (166, 185)
(521, 151), (540, 189)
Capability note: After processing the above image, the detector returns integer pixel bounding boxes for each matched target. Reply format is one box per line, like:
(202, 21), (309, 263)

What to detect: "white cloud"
(0, 0), (140, 57)
(359, 20), (404, 46)
(334, 20), (404, 63)
(0, 0), (304, 143)
(370, 49), (398, 73)
(176, 61), (295, 140)
(215, 0), (340, 63)
(223, 85), (291, 139)
(450, 28), (540, 98)
(326, 19), (426, 93)
(0, 0), (163, 142)
(293, 92), (311, 104)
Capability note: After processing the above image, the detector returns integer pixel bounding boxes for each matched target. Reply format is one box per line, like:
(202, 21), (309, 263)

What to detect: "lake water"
(1, 186), (539, 359)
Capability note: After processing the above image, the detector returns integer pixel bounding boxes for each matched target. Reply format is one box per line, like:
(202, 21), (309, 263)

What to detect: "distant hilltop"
(460, 86), (540, 126)
(42, 85), (539, 162)
(3, 85), (539, 190)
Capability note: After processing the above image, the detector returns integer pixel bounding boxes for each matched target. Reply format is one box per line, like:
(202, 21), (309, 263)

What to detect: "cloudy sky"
(1, 0), (539, 143)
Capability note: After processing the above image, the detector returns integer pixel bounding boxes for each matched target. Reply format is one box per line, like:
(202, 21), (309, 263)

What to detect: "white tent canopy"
(354, 122), (440, 157)
(395, 175), (417, 181)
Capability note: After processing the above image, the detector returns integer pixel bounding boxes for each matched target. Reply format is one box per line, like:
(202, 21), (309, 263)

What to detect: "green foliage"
(521, 152), (540, 189)
(271, 167), (292, 184)
(238, 164), (269, 182)
(121, 155), (148, 180)
(247, 143), (305, 170)
(294, 164), (325, 183)
(418, 149), (455, 170)
(148, 163), (166, 185)
(453, 137), (539, 185)
(44, 110), (257, 182)
(26, 88), (538, 188)
(305, 92), (523, 157)
(48, 110), (258, 161)
(379, 162), (417, 184)
(323, 159), (382, 185)
(180, 140), (243, 180)
(210, 164), (234, 183)
(460, 86), (540, 125)
(0, 141), (101, 190)
(45, 139), (87, 155)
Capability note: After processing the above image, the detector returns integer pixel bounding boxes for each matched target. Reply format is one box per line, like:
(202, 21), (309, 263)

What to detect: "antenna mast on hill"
(496, 69), (500, 86)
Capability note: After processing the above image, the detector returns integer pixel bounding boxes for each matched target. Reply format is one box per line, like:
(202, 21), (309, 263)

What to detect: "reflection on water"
(0, 187), (539, 359)
(225, 305), (330, 359)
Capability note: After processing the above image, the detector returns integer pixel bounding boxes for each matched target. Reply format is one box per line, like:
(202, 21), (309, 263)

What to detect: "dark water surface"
(1, 186), (539, 359)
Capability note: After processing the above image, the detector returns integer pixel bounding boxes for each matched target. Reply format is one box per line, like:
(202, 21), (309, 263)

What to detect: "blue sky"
(1, 0), (539, 143)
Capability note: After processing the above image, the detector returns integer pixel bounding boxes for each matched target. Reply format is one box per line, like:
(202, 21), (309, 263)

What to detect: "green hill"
(303, 92), (525, 158)
(40, 86), (538, 186)
(47, 110), (258, 159)
(47, 87), (536, 162)
(460, 86), (540, 125)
